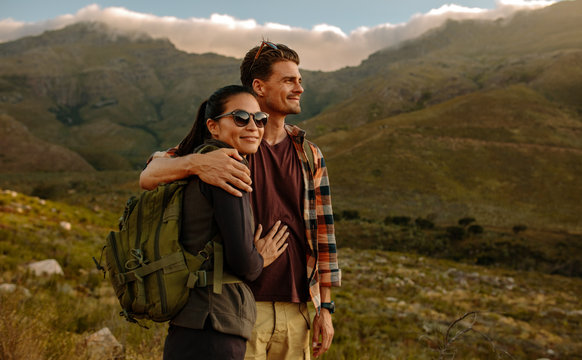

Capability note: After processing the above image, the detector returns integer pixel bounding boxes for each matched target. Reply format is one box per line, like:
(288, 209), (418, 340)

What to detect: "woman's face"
(206, 93), (264, 155)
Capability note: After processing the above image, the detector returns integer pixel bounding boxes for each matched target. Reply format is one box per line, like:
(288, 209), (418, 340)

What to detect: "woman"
(163, 85), (288, 360)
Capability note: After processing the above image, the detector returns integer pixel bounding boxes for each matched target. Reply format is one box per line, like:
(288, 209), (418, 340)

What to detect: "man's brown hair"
(240, 42), (300, 89)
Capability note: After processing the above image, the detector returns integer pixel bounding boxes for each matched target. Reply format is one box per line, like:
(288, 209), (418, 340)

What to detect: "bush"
(385, 216), (411, 226)
(512, 224), (528, 234)
(31, 184), (67, 200)
(468, 225), (484, 235)
(458, 217), (476, 227)
(446, 226), (465, 242)
(342, 210), (360, 220)
(415, 217), (435, 230)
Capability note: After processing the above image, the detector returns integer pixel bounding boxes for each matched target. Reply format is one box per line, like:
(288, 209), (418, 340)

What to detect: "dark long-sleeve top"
(198, 180), (263, 282)
(173, 140), (262, 339)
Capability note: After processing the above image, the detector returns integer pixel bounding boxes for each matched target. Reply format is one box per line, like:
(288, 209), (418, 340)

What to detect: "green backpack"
(94, 140), (314, 325)
(94, 180), (239, 326)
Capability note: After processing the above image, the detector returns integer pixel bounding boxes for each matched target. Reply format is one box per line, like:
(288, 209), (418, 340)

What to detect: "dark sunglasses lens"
(254, 112), (268, 127)
(232, 111), (251, 126)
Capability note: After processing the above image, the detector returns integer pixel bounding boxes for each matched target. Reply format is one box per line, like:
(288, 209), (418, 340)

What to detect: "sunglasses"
(213, 109), (269, 128)
(248, 41), (278, 77)
(254, 41), (278, 61)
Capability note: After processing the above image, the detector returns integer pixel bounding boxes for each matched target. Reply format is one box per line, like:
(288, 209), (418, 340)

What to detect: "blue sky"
(0, 0), (561, 70)
(1, 0), (501, 33)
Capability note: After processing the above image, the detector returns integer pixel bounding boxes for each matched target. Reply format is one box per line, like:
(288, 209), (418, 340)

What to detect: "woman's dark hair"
(176, 85), (255, 156)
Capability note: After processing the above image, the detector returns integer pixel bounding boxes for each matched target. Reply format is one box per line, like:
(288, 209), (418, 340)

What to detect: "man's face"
(260, 60), (304, 117)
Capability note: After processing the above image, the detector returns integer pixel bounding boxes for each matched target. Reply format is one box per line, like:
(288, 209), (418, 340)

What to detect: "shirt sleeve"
(312, 143), (341, 287)
(145, 146), (179, 165)
(200, 182), (264, 282)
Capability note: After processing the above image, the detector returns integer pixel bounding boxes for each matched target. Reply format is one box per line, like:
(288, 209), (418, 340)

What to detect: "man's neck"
(263, 115), (288, 145)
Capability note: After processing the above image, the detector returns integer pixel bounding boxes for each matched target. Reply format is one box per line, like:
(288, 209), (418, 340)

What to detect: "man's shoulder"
(284, 124), (321, 150)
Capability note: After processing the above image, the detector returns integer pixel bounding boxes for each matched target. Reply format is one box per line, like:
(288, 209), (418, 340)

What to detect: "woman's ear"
(206, 118), (219, 137)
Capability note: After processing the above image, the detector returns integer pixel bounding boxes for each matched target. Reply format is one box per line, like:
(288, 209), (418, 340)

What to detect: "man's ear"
(252, 79), (265, 97)
(206, 118), (219, 137)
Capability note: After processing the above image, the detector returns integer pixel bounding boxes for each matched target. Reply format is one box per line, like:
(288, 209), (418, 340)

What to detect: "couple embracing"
(140, 42), (341, 360)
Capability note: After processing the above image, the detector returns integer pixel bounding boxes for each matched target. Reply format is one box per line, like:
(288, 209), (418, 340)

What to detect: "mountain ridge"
(1, 1), (581, 231)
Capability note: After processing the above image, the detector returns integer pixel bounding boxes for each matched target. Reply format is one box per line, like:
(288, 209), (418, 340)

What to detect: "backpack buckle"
(196, 270), (207, 287)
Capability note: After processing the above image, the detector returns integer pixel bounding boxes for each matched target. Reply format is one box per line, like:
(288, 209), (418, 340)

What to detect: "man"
(140, 42), (341, 359)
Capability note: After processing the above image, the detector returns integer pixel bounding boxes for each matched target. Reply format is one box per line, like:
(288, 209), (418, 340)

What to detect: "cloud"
(0, 1), (557, 71)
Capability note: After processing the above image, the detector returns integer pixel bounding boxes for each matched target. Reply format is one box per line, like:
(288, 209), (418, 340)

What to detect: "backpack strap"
(184, 239), (215, 288)
(213, 241), (224, 294)
(303, 139), (315, 176)
(183, 235), (241, 294)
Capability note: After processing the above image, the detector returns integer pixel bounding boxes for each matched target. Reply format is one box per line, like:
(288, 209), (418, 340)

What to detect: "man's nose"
(294, 81), (304, 94)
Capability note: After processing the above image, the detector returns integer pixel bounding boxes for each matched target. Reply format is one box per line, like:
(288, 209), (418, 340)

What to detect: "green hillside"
(319, 85), (582, 231)
(0, 22), (242, 169)
(1, 190), (581, 359)
(1, 1), (581, 232)
(299, 0), (582, 232)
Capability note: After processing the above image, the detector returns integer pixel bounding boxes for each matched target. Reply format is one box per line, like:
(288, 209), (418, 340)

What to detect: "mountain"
(0, 22), (242, 169)
(0, 113), (94, 171)
(300, 0), (582, 136)
(301, 0), (582, 231)
(1, 1), (581, 232)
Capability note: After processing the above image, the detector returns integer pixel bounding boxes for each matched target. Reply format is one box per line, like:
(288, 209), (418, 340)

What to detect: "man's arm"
(312, 286), (334, 358)
(309, 143), (340, 358)
(139, 148), (253, 197)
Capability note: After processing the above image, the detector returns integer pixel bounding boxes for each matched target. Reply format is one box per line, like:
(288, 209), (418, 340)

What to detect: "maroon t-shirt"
(247, 135), (310, 303)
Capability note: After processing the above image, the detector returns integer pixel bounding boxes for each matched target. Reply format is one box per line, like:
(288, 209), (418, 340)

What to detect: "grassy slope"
(316, 85), (582, 231)
(1, 190), (581, 359)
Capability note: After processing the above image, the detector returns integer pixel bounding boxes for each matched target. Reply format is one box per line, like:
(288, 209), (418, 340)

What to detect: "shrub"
(388, 216), (411, 226)
(446, 226), (465, 242)
(458, 217), (476, 227)
(468, 225), (484, 235)
(342, 210), (360, 220)
(415, 217), (435, 229)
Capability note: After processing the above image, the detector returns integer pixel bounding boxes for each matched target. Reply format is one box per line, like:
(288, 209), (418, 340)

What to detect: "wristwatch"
(321, 301), (335, 314)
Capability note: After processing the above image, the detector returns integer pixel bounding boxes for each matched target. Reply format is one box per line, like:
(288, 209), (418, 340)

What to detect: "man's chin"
(288, 106), (301, 115)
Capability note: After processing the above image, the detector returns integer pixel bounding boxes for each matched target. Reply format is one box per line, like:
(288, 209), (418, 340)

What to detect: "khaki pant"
(245, 302), (311, 360)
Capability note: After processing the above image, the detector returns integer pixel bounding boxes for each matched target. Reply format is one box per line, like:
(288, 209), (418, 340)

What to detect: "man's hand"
(196, 148), (252, 197)
(312, 308), (334, 358)
(254, 221), (289, 267)
(140, 148), (253, 196)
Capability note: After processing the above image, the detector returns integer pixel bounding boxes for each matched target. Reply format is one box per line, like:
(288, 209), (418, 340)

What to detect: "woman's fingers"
(265, 220), (282, 239)
(254, 224), (263, 243)
(276, 231), (289, 248)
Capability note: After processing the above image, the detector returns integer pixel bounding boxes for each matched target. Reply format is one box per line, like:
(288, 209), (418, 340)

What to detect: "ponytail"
(175, 85), (255, 156)
(176, 100), (211, 157)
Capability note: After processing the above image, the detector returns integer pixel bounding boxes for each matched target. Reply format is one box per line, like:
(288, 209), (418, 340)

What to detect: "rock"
(374, 256), (388, 264)
(84, 327), (124, 360)
(27, 259), (64, 276)
(60, 221), (72, 231)
(546, 307), (567, 318)
(0, 283), (32, 297)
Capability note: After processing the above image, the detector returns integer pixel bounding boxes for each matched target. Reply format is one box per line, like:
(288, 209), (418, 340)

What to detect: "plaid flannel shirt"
(148, 124), (341, 312)
(284, 124), (341, 313)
